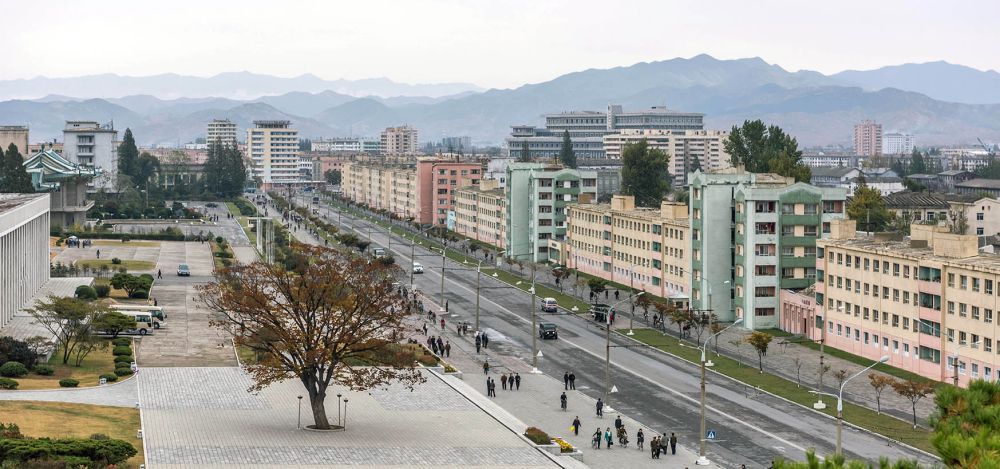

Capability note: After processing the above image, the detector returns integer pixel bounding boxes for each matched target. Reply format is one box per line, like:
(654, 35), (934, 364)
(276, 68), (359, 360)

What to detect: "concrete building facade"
(505, 163), (598, 262)
(415, 159), (483, 226)
(815, 221), (1000, 387)
(853, 120), (883, 157)
(206, 119), (238, 147)
(62, 121), (118, 191)
(0, 126), (29, 156)
(603, 129), (731, 185)
(0, 194), (50, 331)
(688, 170), (847, 329)
(380, 126), (419, 156)
(311, 138), (380, 154)
(23, 149), (97, 227)
(454, 179), (507, 249)
(566, 195), (690, 301)
(883, 132), (915, 155)
(507, 105), (705, 160)
(247, 120), (300, 185)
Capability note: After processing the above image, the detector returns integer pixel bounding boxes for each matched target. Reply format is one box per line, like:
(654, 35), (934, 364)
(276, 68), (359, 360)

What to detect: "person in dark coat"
(501, 373), (508, 390)
(669, 432), (677, 455)
(444, 341), (451, 357)
(563, 372), (570, 390)
(596, 398), (604, 417)
(475, 334), (482, 353)
(614, 415), (623, 431)
(514, 373), (521, 390)
(560, 392), (567, 411)
(568, 372), (576, 389)
(651, 436), (659, 458)
(482, 332), (489, 348)
(572, 416), (581, 436)
(636, 429), (644, 450)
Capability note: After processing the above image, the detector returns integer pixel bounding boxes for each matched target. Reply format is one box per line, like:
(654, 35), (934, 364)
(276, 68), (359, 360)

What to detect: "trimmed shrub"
(99, 373), (119, 383)
(0, 437), (137, 465)
(130, 289), (149, 299)
(111, 257), (123, 265)
(74, 285), (98, 300)
(139, 273), (154, 283)
(121, 236), (131, 243)
(113, 355), (133, 365)
(112, 338), (131, 347)
(0, 378), (18, 389)
(215, 236), (224, 244)
(0, 361), (28, 378)
(112, 346), (133, 357)
(33, 364), (54, 376)
(524, 427), (552, 445)
(114, 367), (134, 377)
(59, 378), (80, 387)
(94, 284), (111, 298)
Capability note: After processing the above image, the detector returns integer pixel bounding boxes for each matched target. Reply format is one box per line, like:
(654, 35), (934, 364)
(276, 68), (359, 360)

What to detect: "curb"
(615, 330), (942, 463)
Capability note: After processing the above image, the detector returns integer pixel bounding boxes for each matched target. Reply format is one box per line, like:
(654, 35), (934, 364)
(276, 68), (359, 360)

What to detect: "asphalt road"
(292, 195), (939, 467)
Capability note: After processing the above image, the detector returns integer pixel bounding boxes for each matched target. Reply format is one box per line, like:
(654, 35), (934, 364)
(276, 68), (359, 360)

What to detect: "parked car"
(205, 202), (218, 208)
(412, 262), (424, 274)
(539, 323), (558, 340)
(540, 297), (558, 312)
(177, 264), (191, 276)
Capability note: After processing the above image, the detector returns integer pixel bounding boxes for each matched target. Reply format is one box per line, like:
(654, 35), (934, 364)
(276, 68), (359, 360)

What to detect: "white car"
(412, 262), (425, 274)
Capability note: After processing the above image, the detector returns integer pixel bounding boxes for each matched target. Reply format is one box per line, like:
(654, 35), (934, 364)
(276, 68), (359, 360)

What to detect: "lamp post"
(337, 393), (342, 426)
(530, 263), (540, 373)
(438, 246), (446, 311)
(810, 355), (889, 456)
(606, 292), (644, 410)
(627, 266), (636, 336)
(695, 318), (742, 466)
(815, 304), (845, 410)
(473, 250), (505, 332)
(950, 341), (981, 387)
(297, 395), (303, 429)
(343, 398), (349, 430)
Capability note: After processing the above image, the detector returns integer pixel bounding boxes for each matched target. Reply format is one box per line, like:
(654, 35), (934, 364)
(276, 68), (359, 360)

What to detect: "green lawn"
(76, 259), (156, 271)
(627, 329), (935, 454)
(774, 334), (938, 386)
(15, 341), (123, 390)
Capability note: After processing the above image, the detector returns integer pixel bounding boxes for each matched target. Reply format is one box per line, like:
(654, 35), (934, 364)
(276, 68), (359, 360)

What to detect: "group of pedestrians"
(562, 371), (577, 390)
(426, 335), (450, 357)
(474, 331), (490, 353)
(648, 432), (678, 459)
(485, 372), (521, 397)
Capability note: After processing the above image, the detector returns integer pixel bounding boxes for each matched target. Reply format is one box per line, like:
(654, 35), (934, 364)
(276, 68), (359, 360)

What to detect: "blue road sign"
(706, 430), (717, 440)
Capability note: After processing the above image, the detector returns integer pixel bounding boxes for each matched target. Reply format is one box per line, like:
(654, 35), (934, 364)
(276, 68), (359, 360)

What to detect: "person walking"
(614, 415), (623, 432)
(572, 416), (581, 436)
(440, 318), (445, 330)
(96, 249), (100, 259)
(475, 334), (482, 354)
(604, 427), (613, 449)
(560, 392), (567, 411)
(651, 436), (659, 459)
(660, 433), (668, 457)
(596, 398), (604, 418)
(514, 373), (521, 390)
(482, 332), (489, 349)
(593, 428), (602, 449)
(488, 378), (496, 397)
(444, 341), (451, 358)
(563, 372), (570, 390)
(637, 428), (645, 450)
(568, 372), (576, 390)
(485, 377), (491, 396)
(483, 360), (490, 374)
(157, 269), (162, 279)
(501, 373), (508, 390)
(436, 337), (444, 354)
(431, 339), (439, 355)
(669, 432), (677, 455)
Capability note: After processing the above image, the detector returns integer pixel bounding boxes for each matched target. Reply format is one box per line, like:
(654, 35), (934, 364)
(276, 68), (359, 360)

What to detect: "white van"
(541, 297), (558, 312)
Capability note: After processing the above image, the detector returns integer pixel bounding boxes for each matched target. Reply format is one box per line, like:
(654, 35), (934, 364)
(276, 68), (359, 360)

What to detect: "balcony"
(917, 280), (942, 296)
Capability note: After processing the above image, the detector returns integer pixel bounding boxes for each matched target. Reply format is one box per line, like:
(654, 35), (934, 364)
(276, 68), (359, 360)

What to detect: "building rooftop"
(882, 191), (949, 209)
(907, 174), (937, 180)
(24, 149), (99, 190)
(821, 234), (1000, 271)
(956, 178), (1000, 190)
(0, 193), (47, 213)
(939, 170), (973, 177)
(810, 166), (858, 178)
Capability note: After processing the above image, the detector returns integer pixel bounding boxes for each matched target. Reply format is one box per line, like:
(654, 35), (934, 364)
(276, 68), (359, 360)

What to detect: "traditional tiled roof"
(23, 149), (98, 191)
(956, 179), (1000, 190)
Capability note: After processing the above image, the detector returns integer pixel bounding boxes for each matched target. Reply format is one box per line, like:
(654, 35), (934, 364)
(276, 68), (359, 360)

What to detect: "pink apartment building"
(415, 158), (483, 226)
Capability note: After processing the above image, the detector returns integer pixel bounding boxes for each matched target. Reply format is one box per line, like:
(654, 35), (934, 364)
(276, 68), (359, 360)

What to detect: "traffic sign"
(706, 430), (717, 440)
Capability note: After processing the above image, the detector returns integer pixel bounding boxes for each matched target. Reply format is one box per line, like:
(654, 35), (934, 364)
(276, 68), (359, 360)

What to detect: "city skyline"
(2, 0), (999, 89)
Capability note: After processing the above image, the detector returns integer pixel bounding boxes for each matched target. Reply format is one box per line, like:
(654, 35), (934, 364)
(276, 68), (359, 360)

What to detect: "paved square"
(139, 367), (558, 468)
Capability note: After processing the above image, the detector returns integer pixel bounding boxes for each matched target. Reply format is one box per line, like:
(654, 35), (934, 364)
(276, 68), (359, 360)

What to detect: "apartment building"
(884, 192), (1000, 236)
(0, 194), (50, 332)
(312, 137), (380, 154)
(505, 163), (598, 262)
(688, 170), (847, 328)
(454, 179), (507, 249)
(62, 121), (118, 190)
(815, 221), (1000, 386)
(853, 120), (883, 157)
(247, 120), (300, 186)
(883, 132), (915, 155)
(0, 125), (29, 155)
(380, 126), (419, 156)
(603, 129), (731, 185)
(507, 104), (705, 160)
(567, 195), (690, 301)
(415, 159), (482, 226)
(206, 119), (238, 147)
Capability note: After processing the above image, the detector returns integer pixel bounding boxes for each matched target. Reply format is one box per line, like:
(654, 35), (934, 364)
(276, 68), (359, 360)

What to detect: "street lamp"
(472, 250), (506, 332)
(297, 395), (303, 429)
(605, 292), (644, 411)
(816, 304), (845, 410)
(695, 318), (742, 466)
(812, 355), (889, 456)
(950, 340), (981, 387)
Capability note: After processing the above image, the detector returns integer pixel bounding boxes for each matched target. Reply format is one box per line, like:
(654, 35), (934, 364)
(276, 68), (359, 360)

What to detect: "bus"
(111, 304), (166, 322)
(98, 311), (159, 336)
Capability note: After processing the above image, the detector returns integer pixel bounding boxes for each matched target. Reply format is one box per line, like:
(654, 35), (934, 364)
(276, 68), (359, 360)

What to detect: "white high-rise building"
(883, 132), (915, 155)
(247, 120), (300, 185)
(207, 119), (238, 147)
(62, 121), (118, 190)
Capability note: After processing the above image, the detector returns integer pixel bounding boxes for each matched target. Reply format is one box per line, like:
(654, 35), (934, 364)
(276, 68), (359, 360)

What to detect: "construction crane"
(978, 137), (997, 157)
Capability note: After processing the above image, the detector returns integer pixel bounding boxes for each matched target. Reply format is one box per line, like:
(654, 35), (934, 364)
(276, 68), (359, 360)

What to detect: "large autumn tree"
(198, 244), (422, 430)
(725, 119), (810, 182)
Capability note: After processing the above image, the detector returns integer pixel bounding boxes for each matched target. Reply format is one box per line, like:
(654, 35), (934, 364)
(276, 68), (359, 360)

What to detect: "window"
(804, 225), (818, 236)
(978, 227), (985, 235)
(988, 309), (994, 323)
(904, 343), (910, 356)
(974, 278), (981, 292)
(987, 338), (994, 353)
(846, 256), (853, 267)
(904, 265), (910, 278)
(960, 303), (968, 318)
(837, 324), (843, 335)
(961, 275), (968, 289)
(903, 291), (910, 304)
(948, 273), (955, 287)
(864, 258), (870, 270)
(973, 306), (981, 320)
(978, 212), (985, 221)
(948, 301), (956, 315)
(989, 280), (995, 295)
(781, 203), (794, 214)
(891, 340), (898, 353)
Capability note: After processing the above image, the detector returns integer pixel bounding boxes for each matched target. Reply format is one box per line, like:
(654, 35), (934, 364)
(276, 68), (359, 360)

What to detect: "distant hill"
(4, 55), (1000, 147)
(833, 61), (1000, 104)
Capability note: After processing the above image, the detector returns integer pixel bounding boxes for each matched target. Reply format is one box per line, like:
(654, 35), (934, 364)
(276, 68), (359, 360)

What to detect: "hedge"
(33, 365), (54, 376)
(0, 378), (17, 389)
(111, 338), (131, 347)
(51, 231), (186, 241)
(59, 378), (79, 388)
(99, 373), (119, 383)
(130, 289), (149, 299)
(113, 355), (133, 365)
(74, 285), (98, 300)
(94, 284), (111, 298)
(112, 346), (133, 357)
(524, 427), (552, 445)
(113, 367), (134, 377)
(0, 437), (137, 466)
(0, 361), (28, 378)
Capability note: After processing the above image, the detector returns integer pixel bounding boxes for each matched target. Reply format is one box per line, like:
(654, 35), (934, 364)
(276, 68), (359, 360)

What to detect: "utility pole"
(530, 262), (539, 372)
(439, 245), (446, 311)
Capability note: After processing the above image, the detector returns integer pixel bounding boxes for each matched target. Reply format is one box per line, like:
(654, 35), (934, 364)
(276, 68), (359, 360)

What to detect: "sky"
(3, 0), (998, 89)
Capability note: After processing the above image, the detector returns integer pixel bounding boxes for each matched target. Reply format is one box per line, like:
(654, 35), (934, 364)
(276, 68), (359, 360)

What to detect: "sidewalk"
(415, 295), (708, 469)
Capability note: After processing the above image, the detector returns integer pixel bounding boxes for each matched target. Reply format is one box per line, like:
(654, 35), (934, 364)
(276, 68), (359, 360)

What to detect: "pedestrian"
(660, 434), (668, 456)
(483, 360), (490, 374)
(488, 378), (496, 397)
(637, 429), (645, 450)
(436, 336), (444, 354)
(444, 341), (451, 357)
(431, 339), (439, 355)
(572, 416), (581, 436)
(96, 249), (100, 259)
(157, 269), (162, 279)
(593, 428), (602, 449)
(651, 437), (659, 459)
(475, 334), (482, 354)
(482, 332), (489, 349)
(153, 298), (158, 307)
(445, 300), (449, 312)
(514, 372), (521, 390)
(563, 372), (570, 390)
(440, 318), (445, 330)
(596, 398), (604, 418)
(614, 290), (619, 300)
(669, 432), (677, 455)
(485, 377), (491, 395)
(422, 323), (428, 336)
(569, 372), (576, 389)
(604, 427), (613, 448)
(560, 392), (567, 411)
(614, 415), (623, 432)
(501, 373), (508, 390)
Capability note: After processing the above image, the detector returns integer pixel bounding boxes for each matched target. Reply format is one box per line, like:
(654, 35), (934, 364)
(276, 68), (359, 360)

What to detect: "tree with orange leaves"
(199, 244), (423, 429)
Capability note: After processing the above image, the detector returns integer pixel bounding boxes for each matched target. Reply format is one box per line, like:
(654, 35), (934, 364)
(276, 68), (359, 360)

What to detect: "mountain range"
(3, 55), (1000, 147)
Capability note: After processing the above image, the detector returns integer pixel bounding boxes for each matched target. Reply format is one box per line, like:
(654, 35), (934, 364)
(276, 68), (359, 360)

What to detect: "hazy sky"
(3, 0), (997, 89)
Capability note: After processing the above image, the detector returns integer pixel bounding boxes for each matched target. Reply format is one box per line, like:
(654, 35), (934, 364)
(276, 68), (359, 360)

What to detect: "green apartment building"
(505, 163), (598, 262)
(688, 170), (846, 329)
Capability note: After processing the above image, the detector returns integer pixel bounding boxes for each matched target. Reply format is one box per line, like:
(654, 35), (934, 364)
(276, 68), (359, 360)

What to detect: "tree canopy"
(324, 169), (342, 185)
(621, 139), (670, 208)
(116, 128), (139, 181)
(0, 143), (33, 193)
(847, 176), (892, 232)
(204, 141), (247, 197)
(518, 141), (532, 162)
(724, 120), (810, 182)
(932, 379), (1000, 467)
(909, 149), (927, 175)
(198, 244), (422, 430)
(558, 130), (577, 168)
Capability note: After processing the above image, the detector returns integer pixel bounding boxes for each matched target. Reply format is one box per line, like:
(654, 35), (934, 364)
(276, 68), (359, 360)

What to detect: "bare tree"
(868, 374), (894, 415)
(891, 379), (935, 428)
(729, 338), (744, 366)
(199, 244), (423, 430)
(26, 296), (109, 366)
(833, 369), (849, 391)
(816, 363), (831, 393)
(792, 357), (803, 388)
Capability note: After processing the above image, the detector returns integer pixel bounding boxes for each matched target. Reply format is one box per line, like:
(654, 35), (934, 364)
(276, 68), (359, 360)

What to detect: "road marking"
(319, 202), (812, 457)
